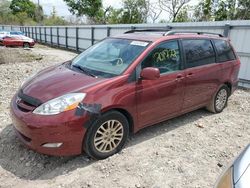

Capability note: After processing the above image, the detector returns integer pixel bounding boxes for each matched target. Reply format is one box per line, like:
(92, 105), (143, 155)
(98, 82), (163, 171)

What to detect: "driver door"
(136, 40), (186, 128)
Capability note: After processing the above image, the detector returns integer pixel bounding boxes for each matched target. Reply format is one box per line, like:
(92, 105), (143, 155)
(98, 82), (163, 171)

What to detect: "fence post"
(44, 27), (47, 43)
(35, 27), (37, 41)
(91, 27), (94, 45)
(39, 27), (41, 42)
(223, 24), (231, 37)
(107, 26), (110, 37)
(50, 27), (53, 45)
(31, 27), (34, 39)
(65, 27), (68, 48)
(76, 27), (79, 52)
(57, 27), (59, 47)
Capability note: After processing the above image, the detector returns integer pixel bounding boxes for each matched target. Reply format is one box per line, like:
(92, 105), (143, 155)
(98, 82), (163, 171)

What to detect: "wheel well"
(224, 82), (232, 95)
(112, 108), (134, 134)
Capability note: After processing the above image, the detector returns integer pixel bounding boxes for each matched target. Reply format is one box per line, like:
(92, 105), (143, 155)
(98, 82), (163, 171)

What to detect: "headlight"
(33, 93), (86, 115)
(215, 166), (233, 188)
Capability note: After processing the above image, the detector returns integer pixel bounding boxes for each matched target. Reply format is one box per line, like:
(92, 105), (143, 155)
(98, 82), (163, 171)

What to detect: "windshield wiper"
(72, 64), (97, 78)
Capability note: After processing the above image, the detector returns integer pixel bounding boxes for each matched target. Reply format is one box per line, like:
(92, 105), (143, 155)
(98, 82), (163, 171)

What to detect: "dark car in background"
(10, 30), (240, 159)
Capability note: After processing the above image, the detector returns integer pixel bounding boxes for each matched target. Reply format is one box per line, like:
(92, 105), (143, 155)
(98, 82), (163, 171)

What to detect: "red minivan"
(10, 30), (240, 159)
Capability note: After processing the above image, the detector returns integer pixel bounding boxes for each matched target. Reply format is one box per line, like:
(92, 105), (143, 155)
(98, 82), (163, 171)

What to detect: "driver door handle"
(176, 74), (184, 81)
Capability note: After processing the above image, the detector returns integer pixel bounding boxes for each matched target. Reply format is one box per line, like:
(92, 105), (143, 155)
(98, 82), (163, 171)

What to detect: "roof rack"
(124, 28), (171, 34)
(164, 30), (224, 37)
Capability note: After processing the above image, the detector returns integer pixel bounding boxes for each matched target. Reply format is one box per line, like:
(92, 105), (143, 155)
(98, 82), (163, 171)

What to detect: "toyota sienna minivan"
(10, 30), (241, 159)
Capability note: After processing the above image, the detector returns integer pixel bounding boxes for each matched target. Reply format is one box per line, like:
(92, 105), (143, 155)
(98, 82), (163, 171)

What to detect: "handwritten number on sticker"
(153, 49), (177, 63)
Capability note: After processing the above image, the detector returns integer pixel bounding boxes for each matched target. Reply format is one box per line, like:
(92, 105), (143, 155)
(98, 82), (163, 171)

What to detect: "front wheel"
(206, 85), (230, 113)
(83, 111), (129, 160)
(23, 42), (30, 48)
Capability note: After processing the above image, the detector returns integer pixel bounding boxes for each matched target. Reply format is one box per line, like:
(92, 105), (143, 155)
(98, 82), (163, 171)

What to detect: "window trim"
(136, 39), (184, 78)
(180, 38), (217, 69)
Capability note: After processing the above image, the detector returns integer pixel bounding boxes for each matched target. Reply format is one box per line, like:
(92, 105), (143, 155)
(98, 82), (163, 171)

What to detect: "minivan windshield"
(71, 38), (149, 78)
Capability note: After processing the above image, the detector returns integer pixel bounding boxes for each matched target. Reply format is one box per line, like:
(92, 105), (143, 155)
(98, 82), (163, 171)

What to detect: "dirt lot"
(0, 45), (249, 188)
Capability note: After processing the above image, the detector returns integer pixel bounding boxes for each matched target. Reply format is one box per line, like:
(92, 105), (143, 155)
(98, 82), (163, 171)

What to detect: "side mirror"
(140, 67), (160, 80)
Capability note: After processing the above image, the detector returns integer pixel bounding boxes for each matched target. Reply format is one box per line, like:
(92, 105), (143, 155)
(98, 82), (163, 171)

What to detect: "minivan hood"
(22, 63), (105, 102)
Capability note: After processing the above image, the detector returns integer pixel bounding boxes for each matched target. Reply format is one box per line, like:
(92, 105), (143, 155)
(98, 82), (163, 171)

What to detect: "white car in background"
(0, 30), (25, 40)
(0, 31), (10, 41)
(215, 144), (250, 188)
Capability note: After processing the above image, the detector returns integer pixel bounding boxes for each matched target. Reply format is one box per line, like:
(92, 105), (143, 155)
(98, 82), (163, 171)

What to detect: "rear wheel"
(206, 85), (230, 113)
(23, 42), (30, 48)
(83, 111), (129, 160)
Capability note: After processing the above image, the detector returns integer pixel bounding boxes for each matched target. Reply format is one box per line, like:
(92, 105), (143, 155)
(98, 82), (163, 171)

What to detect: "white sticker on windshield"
(130, 41), (148, 47)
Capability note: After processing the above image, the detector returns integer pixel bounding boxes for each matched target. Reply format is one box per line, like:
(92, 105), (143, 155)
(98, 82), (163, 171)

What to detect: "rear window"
(213, 39), (236, 62)
(182, 39), (216, 68)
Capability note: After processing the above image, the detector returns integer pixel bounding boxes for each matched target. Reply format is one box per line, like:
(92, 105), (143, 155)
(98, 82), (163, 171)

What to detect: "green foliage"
(235, 0), (250, 20)
(105, 7), (124, 24)
(63, 0), (102, 23)
(9, 0), (36, 18)
(194, 0), (214, 21)
(174, 6), (190, 22)
(194, 0), (250, 21)
(119, 0), (148, 23)
(0, 0), (67, 26)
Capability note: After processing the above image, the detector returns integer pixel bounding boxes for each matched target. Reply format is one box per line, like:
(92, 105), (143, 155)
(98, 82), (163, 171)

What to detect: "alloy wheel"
(215, 89), (227, 111)
(94, 120), (124, 153)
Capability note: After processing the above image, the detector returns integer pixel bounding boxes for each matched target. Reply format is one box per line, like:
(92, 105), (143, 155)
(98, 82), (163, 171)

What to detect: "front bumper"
(10, 94), (88, 156)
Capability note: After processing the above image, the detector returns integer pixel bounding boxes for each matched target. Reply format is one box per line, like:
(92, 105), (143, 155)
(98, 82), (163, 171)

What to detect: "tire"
(23, 42), (30, 48)
(206, 85), (230, 113)
(83, 111), (129, 160)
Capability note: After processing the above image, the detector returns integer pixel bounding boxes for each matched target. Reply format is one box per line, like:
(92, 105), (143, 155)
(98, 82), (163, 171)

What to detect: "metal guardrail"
(1, 21), (250, 88)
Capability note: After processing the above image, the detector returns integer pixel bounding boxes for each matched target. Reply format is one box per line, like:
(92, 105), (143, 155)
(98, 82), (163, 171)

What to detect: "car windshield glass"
(71, 38), (149, 78)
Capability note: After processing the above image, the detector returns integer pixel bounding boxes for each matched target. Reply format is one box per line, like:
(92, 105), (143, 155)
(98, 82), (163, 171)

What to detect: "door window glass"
(183, 39), (215, 68)
(141, 40), (181, 74)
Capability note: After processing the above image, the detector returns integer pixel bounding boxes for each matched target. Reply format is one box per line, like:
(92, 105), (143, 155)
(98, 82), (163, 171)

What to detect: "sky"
(31, 0), (198, 21)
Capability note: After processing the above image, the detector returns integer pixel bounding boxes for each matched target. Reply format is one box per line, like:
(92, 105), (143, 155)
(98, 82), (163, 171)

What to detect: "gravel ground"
(0, 45), (249, 188)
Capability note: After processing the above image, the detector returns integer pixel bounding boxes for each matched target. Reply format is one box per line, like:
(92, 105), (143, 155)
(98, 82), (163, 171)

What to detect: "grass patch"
(0, 47), (43, 64)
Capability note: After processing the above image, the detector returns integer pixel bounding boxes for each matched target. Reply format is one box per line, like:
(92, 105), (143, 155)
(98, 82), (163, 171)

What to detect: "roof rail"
(124, 28), (171, 34)
(164, 30), (224, 37)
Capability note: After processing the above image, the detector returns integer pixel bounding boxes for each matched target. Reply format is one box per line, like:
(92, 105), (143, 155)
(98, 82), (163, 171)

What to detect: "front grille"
(16, 89), (42, 112)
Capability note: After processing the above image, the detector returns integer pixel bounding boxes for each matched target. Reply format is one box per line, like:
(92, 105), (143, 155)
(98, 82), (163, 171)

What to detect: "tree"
(159, 0), (190, 22)
(174, 6), (190, 22)
(120, 0), (148, 23)
(9, 0), (36, 18)
(63, 0), (103, 23)
(34, 4), (44, 23)
(146, 1), (162, 23)
(43, 6), (67, 25)
(235, 0), (250, 20)
(105, 7), (124, 24)
(0, 0), (11, 16)
(193, 0), (214, 21)
(214, 0), (237, 21)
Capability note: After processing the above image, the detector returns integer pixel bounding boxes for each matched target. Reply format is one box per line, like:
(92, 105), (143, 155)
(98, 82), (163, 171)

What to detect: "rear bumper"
(10, 94), (88, 156)
(232, 79), (239, 94)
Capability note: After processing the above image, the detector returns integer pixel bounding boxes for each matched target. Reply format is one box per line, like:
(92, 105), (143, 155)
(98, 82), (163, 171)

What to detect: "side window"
(183, 39), (216, 68)
(141, 40), (181, 74)
(213, 39), (236, 62)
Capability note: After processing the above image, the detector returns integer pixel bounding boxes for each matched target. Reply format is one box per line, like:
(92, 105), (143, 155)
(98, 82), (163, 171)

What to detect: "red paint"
(10, 33), (241, 156)
(2, 36), (35, 47)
